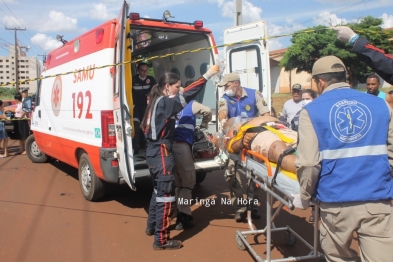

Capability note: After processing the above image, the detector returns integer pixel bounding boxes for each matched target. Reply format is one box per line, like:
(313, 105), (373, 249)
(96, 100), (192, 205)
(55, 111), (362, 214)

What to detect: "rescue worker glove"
(200, 122), (208, 129)
(219, 118), (227, 132)
(203, 65), (220, 80)
(290, 193), (310, 210)
(332, 26), (357, 43)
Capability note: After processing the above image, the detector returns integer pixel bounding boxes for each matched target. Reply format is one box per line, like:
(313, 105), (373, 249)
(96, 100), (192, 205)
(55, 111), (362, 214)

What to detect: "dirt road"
(0, 140), (357, 262)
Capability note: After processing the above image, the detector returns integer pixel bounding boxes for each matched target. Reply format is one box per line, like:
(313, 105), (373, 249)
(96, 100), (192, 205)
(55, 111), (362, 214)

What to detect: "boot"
(145, 227), (154, 236)
(251, 209), (261, 219)
(175, 212), (195, 230)
(153, 240), (182, 250)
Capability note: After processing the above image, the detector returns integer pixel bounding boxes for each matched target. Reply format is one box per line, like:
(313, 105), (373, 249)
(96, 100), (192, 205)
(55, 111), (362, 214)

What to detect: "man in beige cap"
(294, 55), (393, 261)
(217, 72), (270, 222)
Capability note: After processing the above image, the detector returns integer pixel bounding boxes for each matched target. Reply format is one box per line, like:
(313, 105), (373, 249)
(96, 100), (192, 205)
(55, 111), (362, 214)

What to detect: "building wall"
(0, 45), (41, 94)
(270, 66), (315, 93)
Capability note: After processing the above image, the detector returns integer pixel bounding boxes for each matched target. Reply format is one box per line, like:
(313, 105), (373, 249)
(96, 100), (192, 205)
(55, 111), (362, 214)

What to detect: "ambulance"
(26, 1), (271, 201)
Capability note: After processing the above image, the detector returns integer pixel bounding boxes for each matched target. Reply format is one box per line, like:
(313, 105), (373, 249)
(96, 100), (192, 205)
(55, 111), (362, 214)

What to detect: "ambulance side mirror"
(22, 96), (33, 112)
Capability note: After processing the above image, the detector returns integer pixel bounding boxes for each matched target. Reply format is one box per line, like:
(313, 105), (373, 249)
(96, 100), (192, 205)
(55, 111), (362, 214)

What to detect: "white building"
(0, 45), (41, 94)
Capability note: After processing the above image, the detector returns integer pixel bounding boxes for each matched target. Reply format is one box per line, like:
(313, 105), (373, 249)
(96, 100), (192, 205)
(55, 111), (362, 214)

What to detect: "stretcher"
(229, 148), (324, 262)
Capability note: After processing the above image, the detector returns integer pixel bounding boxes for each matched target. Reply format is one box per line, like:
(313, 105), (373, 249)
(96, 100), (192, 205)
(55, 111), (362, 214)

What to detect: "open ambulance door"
(113, 1), (136, 190)
(221, 21), (271, 111)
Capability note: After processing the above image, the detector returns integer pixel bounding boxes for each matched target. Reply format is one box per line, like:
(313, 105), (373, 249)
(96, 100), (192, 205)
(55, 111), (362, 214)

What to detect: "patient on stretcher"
(217, 116), (297, 174)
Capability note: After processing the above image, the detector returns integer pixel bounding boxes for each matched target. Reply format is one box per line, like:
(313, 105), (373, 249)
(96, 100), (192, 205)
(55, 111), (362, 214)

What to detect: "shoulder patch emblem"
(146, 79), (150, 84)
(245, 104), (251, 111)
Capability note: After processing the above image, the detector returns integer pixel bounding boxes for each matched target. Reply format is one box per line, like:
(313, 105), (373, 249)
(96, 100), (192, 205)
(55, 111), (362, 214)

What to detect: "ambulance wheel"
(26, 134), (48, 163)
(196, 172), (207, 184)
(78, 153), (105, 201)
(235, 235), (246, 251)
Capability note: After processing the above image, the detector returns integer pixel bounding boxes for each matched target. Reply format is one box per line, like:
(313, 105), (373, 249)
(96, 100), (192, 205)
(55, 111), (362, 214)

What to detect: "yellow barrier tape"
(0, 118), (31, 122)
(0, 27), (391, 88)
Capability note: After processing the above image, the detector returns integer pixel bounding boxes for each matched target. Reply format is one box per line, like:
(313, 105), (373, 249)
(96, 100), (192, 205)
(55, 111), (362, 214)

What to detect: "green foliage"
(0, 87), (17, 100)
(279, 16), (393, 85)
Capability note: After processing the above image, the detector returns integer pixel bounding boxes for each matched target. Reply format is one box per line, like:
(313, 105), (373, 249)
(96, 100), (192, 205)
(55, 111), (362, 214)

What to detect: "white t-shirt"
(282, 99), (303, 128)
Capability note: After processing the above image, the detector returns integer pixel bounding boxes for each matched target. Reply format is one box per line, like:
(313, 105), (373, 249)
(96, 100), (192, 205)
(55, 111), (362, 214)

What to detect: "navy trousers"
(146, 140), (176, 245)
(132, 104), (147, 149)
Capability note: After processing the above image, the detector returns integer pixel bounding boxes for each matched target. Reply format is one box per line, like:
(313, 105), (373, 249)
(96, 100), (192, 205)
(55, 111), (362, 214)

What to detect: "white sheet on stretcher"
(229, 153), (300, 195)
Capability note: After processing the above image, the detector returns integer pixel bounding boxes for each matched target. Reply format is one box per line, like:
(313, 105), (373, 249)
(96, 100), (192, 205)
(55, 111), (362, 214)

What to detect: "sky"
(0, 0), (393, 62)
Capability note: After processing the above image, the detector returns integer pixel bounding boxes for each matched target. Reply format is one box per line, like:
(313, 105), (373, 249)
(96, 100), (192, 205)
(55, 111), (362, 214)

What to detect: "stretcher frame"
(230, 148), (324, 262)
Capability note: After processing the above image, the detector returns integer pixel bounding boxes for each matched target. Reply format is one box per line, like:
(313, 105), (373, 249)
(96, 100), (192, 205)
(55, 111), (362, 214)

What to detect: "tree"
(279, 16), (393, 87)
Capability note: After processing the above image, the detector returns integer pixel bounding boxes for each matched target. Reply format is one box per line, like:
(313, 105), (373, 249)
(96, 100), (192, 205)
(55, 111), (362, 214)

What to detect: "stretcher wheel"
(285, 232), (296, 246)
(235, 235), (246, 250)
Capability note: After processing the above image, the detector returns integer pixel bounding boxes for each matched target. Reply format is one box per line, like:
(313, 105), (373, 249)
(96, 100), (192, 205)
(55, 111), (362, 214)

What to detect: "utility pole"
(38, 53), (47, 66)
(36, 55), (45, 92)
(235, 0), (242, 26)
(5, 27), (26, 92)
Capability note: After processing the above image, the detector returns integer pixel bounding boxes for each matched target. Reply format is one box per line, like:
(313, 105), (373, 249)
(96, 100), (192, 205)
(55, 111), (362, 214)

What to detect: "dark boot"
(251, 209), (261, 219)
(153, 240), (182, 250)
(145, 227), (154, 236)
(175, 212), (195, 230)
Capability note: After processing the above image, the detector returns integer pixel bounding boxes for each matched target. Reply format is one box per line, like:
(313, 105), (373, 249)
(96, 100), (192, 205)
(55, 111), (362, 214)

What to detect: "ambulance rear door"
(113, 1), (136, 190)
(222, 21), (271, 110)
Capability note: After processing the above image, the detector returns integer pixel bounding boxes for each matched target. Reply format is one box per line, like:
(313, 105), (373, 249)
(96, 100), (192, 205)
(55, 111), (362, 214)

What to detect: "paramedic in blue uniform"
(294, 55), (393, 261)
(141, 65), (219, 250)
(132, 62), (157, 153)
(217, 72), (270, 222)
(173, 100), (212, 230)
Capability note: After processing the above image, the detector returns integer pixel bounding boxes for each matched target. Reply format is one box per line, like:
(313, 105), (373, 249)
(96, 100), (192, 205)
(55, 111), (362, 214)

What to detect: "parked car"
(1, 99), (16, 107)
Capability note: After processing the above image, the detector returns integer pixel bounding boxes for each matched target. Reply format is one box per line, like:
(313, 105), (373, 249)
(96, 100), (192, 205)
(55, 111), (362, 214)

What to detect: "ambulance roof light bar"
(128, 11), (204, 29)
(129, 13), (140, 20)
(194, 20), (203, 29)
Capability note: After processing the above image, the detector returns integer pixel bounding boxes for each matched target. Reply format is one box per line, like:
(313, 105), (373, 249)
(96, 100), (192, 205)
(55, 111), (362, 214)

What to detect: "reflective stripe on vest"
(321, 144), (387, 160)
(133, 85), (151, 90)
(156, 196), (176, 202)
(174, 101), (196, 145)
(151, 96), (165, 140)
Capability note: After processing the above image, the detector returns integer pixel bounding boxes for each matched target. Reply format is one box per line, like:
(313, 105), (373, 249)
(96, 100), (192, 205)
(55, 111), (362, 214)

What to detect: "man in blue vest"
(217, 72), (270, 222)
(294, 55), (393, 261)
(173, 100), (212, 230)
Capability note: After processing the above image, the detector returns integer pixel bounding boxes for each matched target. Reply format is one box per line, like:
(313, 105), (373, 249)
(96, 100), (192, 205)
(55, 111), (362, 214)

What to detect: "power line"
(0, 0), (46, 55)
(300, 0), (372, 25)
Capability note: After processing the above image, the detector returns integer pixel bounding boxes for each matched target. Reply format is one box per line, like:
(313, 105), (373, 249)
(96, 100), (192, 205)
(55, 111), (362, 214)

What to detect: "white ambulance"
(26, 1), (271, 201)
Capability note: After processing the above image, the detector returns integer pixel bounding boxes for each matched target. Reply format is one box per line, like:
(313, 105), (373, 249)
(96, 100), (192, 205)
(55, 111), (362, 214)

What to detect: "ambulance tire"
(196, 172), (207, 184)
(78, 153), (105, 201)
(26, 134), (48, 163)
